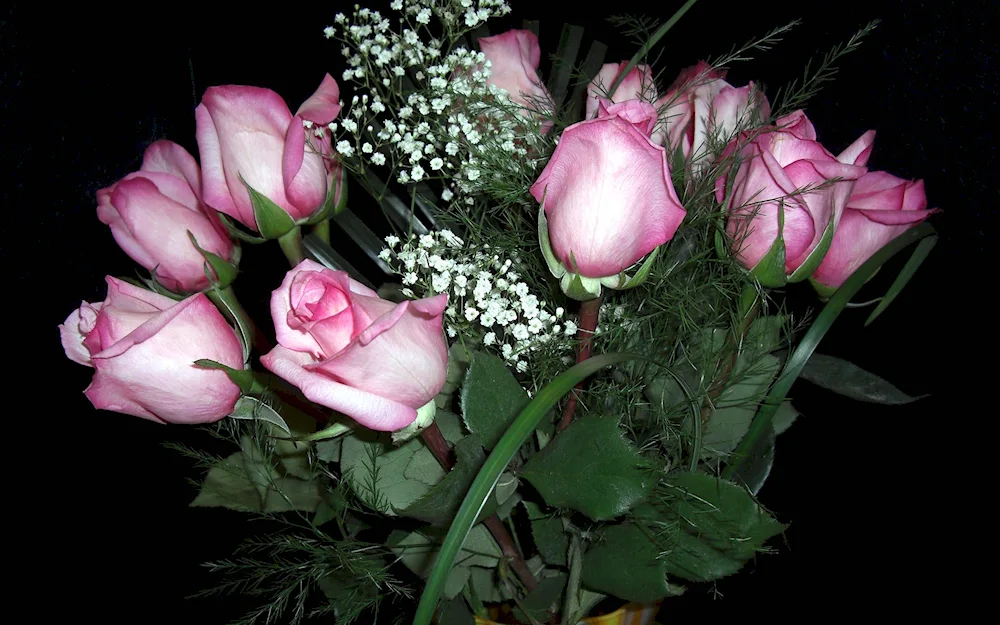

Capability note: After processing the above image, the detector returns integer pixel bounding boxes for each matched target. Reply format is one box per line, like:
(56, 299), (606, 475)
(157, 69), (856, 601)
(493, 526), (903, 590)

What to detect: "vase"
(473, 602), (660, 625)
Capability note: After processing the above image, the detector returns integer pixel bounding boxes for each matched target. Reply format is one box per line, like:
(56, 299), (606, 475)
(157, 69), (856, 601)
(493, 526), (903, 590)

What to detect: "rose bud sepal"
(187, 231), (240, 290)
(537, 204), (659, 300)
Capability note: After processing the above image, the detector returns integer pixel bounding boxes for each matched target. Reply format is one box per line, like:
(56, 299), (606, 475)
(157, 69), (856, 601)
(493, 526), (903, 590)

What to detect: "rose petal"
(261, 346), (417, 431)
(140, 140), (203, 198)
(295, 74), (342, 124)
(60, 305), (94, 366)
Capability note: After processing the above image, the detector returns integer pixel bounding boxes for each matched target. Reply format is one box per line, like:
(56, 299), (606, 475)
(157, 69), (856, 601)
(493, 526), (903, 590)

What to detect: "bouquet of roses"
(58, 1), (938, 623)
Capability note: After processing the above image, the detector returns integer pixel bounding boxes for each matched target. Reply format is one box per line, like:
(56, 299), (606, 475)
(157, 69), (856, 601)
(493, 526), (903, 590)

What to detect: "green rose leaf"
(399, 436), (492, 525)
(390, 526), (501, 600)
(799, 353), (922, 404)
(523, 501), (568, 567)
(582, 524), (672, 604)
(191, 451), (320, 513)
(514, 573), (567, 624)
(772, 400), (799, 435)
(651, 472), (786, 582)
(460, 351), (530, 451)
(520, 417), (655, 521)
(699, 354), (780, 457)
(340, 430), (431, 515)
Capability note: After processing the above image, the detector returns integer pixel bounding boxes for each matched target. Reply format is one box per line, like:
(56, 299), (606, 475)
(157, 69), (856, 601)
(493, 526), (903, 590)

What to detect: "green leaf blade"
(460, 351), (530, 450)
(521, 416), (655, 521)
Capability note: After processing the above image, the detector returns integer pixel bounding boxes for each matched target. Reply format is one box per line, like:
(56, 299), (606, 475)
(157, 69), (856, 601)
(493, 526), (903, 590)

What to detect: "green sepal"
(559, 271), (603, 301)
(226, 395), (291, 435)
(748, 198), (787, 287)
(537, 202), (567, 279)
(240, 174), (296, 239)
(193, 358), (258, 394)
(187, 231), (238, 289)
(809, 277), (839, 300)
(391, 400), (439, 444)
(219, 214), (267, 244)
(787, 211), (837, 282)
(615, 246), (660, 290)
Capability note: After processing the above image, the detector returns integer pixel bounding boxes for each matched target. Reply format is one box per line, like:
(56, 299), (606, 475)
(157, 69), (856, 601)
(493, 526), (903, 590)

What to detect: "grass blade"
(722, 222), (936, 480)
(864, 232), (938, 326)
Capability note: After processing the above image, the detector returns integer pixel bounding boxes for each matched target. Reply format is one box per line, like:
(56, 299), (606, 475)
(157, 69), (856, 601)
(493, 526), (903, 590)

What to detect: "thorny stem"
(557, 296), (603, 432)
(419, 422), (539, 593)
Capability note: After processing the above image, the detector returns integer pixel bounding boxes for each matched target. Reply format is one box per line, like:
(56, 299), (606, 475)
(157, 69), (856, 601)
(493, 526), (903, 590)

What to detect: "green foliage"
(340, 429), (434, 515)
(390, 526), (501, 600)
(521, 416), (655, 521)
(581, 524), (673, 603)
(638, 472), (785, 583)
(400, 436), (491, 525)
(460, 351), (530, 450)
(241, 174), (296, 239)
(799, 353), (921, 404)
(523, 501), (568, 567)
(515, 574), (567, 623)
(698, 354), (781, 457)
(772, 400), (799, 435)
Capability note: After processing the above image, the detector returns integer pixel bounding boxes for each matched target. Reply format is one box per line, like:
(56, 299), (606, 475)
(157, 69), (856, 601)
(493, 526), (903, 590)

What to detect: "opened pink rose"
(59, 277), (243, 424)
(530, 101), (686, 282)
(478, 29), (554, 128)
(716, 110), (872, 285)
(195, 74), (343, 231)
(260, 260), (448, 432)
(655, 61), (770, 168)
(586, 62), (656, 120)
(811, 171), (938, 290)
(97, 140), (234, 293)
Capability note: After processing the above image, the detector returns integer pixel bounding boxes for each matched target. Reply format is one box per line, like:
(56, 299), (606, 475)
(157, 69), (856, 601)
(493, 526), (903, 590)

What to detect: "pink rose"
(716, 110), (872, 286)
(59, 277), (243, 424)
(96, 141), (234, 293)
(811, 171), (938, 290)
(478, 29), (554, 126)
(586, 62), (656, 120)
(260, 260), (448, 432)
(195, 74), (343, 232)
(654, 61), (771, 168)
(530, 101), (687, 294)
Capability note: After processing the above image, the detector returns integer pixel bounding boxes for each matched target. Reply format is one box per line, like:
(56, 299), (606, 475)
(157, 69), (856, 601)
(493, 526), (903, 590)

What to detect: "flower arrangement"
(59, 1), (939, 623)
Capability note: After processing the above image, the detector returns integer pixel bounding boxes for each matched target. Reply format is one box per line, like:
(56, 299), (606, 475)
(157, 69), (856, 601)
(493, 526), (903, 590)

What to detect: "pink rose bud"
(195, 74), (343, 233)
(716, 110), (872, 286)
(586, 62), (656, 120)
(96, 141), (234, 293)
(478, 29), (554, 129)
(811, 171), (938, 291)
(530, 102), (687, 299)
(654, 61), (770, 168)
(59, 277), (244, 424)
(260, 260), (448, 432)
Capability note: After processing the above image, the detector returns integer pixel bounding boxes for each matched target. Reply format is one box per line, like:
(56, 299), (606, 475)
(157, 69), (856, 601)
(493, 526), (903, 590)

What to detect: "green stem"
(606, 0), (702, 101)
(311, 220), (331, 246)
(722, 223), (937, 479)
(278, 226), (305, 267)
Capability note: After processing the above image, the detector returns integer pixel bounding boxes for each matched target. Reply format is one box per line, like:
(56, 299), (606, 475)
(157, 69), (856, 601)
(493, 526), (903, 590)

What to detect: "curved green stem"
(311, 220), (332, 246)
(723, 223), (937, 479)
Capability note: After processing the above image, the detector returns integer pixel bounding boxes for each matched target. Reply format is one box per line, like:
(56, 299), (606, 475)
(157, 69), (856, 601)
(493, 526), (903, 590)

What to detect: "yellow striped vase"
(473, 602), (659, 625)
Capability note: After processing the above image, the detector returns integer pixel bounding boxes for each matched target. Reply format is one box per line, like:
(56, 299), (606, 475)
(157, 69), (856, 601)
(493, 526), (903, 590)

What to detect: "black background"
(5, 0), (995, 620)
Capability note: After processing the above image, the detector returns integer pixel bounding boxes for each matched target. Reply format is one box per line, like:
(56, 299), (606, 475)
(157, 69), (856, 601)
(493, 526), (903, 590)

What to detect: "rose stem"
(699, 284), (761, 423)
(420, 422), (539, 592)
(311, 220), (332, 246)
(278, 226), (306, 267)
(557, 296), (603, 432)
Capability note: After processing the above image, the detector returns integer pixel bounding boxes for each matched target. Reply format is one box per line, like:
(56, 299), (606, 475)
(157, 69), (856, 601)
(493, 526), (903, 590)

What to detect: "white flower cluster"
(380, 230), (573, 371)
(323, 1), (545, 206)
